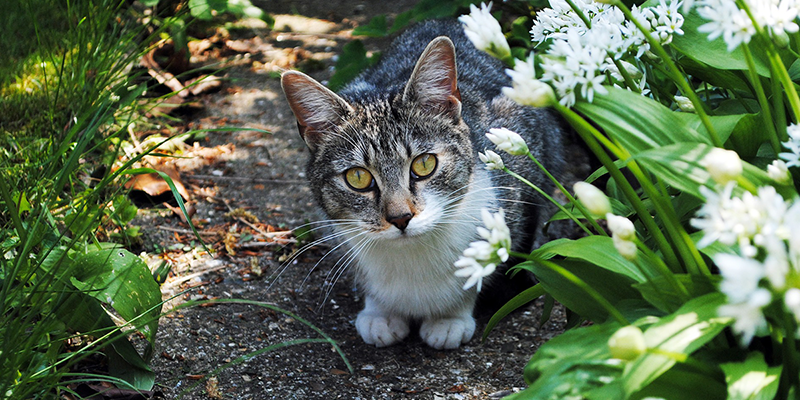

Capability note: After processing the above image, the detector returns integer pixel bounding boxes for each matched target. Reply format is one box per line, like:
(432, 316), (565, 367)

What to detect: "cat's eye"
(411, 154), (437, 179)
(344, 167), (375, 191)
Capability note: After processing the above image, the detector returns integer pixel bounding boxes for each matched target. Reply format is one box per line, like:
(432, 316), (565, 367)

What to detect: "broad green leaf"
(622, 293), (732, 396)
(673, 111), (764, 159)
(509, 323), (624, 400)
(632, 143), (776, 200)
(575, 87), (709, 155)
(531, 236), (647, 283)
(483, 284), (545, 340)
(631, 361), (726, 400)
(70, 248), (162, 342)
(55, 291), (155, 390)
(672, 11), (770, 76)
(187, 0), (228, 20)
(634, 273), (720, 313)
(353, 15), (388, 37)
(523, 259), (642, 322)
(721, 353), (781, 400)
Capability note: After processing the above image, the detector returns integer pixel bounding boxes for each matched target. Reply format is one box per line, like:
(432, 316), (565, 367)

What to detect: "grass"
(0, 0), (171, 397)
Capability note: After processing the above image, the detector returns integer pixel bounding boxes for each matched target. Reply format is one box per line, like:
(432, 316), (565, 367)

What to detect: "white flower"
(714, 253), (765, 303)
(768, 159), (792, 184)
(459, 2), (511, 61)
(701, 147), (743, 184)
(478, 150), (505, 171)
(718, 288), (771, 345)
(573, 181), (611, 218)
(785, 288), (800, 319)
(454, 256), (496, 292)
(486, 127), (529, 156)
(502, 56), (556, 107)
(780, 124), (800, 167)
(696, 0), (799, 52)
(608, 325), (647, 360)
(455, 208), (511, 291)
(606, 213), (636, 240)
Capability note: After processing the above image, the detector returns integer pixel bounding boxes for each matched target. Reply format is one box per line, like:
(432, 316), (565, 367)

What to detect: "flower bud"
(768, 160), (792, 185)
(702, 148), (743, 185)
(606, 213), (636, 241)
(573, 182), (611, 218)
(486, 128), (529, 156)
(478, 150), (505, 171)
(674, 95), (695, 112)
(608, 325), (646, 361)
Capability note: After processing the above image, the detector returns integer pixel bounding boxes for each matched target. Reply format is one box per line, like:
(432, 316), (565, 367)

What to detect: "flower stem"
(525, 152), (608, 236)
(612, 58), (641, 94)
(741, 45), (781, 154)
(564, 0), (592, 28)
(615, 2), (723, 147)
(556, 103), (682, 271)
(779, 314), (800, 398)
(503, 167), (594, 235)
(737, 0), (800, 123)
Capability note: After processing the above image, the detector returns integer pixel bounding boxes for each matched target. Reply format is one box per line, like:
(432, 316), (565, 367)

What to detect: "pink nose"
(387, 213), (413, 231)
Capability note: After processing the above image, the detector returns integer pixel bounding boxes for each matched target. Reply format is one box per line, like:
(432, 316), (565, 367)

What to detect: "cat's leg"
(355, 296), (410, 347)
(419, 305), (476, 350)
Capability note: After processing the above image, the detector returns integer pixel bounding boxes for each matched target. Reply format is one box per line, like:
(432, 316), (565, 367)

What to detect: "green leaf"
(632, 361), (726, 400)
(482, 284), (545, 340)
(11, 191), (31, 215)
(548, 197), (632, 222)
(352, 15), (388, 37)
(531, 236), (647, 283)
(327, 40), (379, 91)
(672, 10), (770, 77)
(511, 322), (624, 399)
(187, 0), (228, 20)
(576, 87), (710, 154)
(621, 293), (732, 396)
(633, 273), (720, 313)
(523, 259), (642, 322)
(721, 353), (781, 400)
(70, 248), (162, 342)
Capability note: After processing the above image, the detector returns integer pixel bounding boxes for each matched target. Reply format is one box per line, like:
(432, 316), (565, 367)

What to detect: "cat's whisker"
(318, 235), (374, 310)
(266, 226), (363, 292)
(297, 229), (368, 290)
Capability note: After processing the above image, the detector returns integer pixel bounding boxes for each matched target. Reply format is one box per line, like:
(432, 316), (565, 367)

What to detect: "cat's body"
(281, 20), (565, 349)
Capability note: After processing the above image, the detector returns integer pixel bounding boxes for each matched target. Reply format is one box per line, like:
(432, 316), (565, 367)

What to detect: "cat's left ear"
(402, 36), (462, 120)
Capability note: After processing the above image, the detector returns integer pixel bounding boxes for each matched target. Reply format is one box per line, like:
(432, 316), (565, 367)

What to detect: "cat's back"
(339, 19), (508, 102)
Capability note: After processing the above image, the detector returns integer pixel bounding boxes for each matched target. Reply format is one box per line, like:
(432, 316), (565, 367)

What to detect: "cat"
(280, 19), (565, 349)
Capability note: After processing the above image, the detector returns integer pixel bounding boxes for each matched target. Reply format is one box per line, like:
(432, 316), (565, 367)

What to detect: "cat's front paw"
(355, 311), (410, 347)
(419, 315), (476, 350)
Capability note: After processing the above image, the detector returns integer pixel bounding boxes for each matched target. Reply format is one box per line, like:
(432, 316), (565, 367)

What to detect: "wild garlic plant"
(459, 0), (800, 398)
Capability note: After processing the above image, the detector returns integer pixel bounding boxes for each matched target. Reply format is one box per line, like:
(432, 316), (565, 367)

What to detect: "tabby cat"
(280, 20), (565, 349)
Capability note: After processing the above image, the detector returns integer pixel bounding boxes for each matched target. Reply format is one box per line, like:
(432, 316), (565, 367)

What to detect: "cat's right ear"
(281, 70), (353, 151)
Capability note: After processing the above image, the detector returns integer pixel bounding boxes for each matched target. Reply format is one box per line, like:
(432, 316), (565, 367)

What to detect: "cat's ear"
(281, 70), (353, 151)
(403, 36), (462, 120)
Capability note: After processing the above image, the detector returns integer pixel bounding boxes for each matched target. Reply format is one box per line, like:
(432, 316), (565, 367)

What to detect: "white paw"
(420, 315), (476, 350)
(356, 310), (410, 347)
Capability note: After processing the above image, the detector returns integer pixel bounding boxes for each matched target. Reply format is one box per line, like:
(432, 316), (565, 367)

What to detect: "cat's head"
(281, 37), (477, 241)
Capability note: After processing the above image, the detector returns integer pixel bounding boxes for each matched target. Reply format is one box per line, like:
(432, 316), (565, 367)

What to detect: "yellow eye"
(344, 167), (374, 191)
(411, 154), (437, 179)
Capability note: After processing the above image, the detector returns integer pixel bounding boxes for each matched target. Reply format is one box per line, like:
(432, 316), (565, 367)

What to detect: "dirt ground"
(139, 3), (580, 399)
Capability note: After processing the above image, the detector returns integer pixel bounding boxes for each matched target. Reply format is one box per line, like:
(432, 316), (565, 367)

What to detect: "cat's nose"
(387, 213), (413, 231)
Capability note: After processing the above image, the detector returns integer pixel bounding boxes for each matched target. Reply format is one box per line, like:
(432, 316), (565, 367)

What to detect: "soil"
(138, 3), (585, 399)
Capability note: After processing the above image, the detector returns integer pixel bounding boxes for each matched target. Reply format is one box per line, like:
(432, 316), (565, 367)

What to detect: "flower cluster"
(530, 0), (685, 106)
(779, 124), (800, 168)
(695, 0), (799, 52)
(502, 55), (556, 108)
(693, 182), (800, 344)
(454, 208), (511, 291)
(458, 2), (512, 62)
